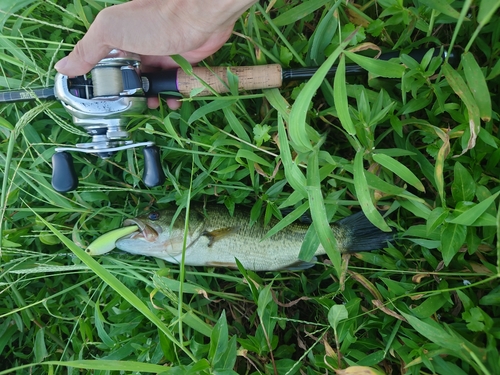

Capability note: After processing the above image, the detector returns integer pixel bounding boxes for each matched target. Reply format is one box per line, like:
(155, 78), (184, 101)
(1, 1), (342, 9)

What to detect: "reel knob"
(142, 145), (165, 187)
(52, 152), (78, 193)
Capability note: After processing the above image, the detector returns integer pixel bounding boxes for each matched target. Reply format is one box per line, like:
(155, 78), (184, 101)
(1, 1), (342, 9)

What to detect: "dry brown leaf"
(348, 270), (384, 301)
(254, 162), (268, 178)
(196, 288), (209, 299)
(339, 253), (351, 292)
(412, 273), (431, 283)
(323, 337), (337, 358)
(345, 4), (370, 28)
(372, 299), (407, 322)
(410, 293), (426, 301)
(461, 262), (494, 274)
(335, 366), (386, 375)
(347, 42), (382, 58)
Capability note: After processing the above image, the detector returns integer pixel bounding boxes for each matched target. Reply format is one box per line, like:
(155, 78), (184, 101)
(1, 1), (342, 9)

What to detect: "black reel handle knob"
(52, 152), (78, 193)
(142, 145), (165, 187)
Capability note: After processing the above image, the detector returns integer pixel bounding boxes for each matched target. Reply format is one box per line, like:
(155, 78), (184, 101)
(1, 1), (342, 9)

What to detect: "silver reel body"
(51, 50), (164, 192)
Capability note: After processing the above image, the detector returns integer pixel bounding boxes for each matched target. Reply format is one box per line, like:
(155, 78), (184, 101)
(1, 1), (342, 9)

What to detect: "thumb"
(55, 8), (117, 76)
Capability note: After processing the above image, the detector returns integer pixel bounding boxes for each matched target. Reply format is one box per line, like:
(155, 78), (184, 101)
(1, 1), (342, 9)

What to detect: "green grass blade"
(42, 360), (168, 373)
(464, 0), (500, 52)
(497, 198), (500, 274)
(298, 224), (322, 263)
(272, 0), (331, 26)
(289, 32), (354, 153)
(462, 52), (492, 122)
(418, 0), (463, 19)
(333, 54), (355, 135)
(263, 201), (309, 240)
(307, 149), (342, 277)
(427, 207), (448, 235)
(0, 37), (41, 73)
(162, 113), (184, 147)
(344, 50), (406, 78)
(478, 0), (500, 25)
(188, 99), (236, 124)
(372, 153), (425, 192)
(354, 149), (391, 232)
(277, 113), (308, 198)
(255, 2), (306, 66)
(451, 162), (475, 202)
(308, 3), (339, 64)
(264, 88), (291, 123)
(165, 306), (213, 338)
(446, 0), (472, 56)
(440, 223), (467, 265)
(449, 191), (500, 225)
(401, 313), (470, 359)
(222, 106), (251, 142)
(442, 62), (481, 154)
(235, 149), (272, 168)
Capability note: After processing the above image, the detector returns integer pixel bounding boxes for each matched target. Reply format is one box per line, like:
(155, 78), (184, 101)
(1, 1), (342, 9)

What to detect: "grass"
(1, 0), (500, 374)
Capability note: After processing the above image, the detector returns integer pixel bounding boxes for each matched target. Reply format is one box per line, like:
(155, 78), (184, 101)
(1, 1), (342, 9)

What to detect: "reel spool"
(51, 50), (165, 193)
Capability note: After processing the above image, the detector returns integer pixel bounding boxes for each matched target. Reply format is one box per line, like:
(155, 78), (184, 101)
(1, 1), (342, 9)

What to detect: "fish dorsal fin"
(202, 227), (238, 247)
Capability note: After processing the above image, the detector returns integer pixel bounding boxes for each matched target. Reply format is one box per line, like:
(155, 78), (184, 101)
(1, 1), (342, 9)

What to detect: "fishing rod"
(1, 47), (457, 103)
(0, 47), (456, 193)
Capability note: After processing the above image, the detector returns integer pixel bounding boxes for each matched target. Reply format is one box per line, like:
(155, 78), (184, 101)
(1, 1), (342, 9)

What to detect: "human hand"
(55, 0), (256, 109)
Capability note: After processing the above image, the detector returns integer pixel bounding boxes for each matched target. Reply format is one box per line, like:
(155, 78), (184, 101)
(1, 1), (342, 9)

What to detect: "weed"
(1, 0), (499, 374)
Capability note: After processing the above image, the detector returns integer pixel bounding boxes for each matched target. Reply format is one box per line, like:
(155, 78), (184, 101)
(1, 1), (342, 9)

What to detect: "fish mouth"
(122, 218), (163, 242)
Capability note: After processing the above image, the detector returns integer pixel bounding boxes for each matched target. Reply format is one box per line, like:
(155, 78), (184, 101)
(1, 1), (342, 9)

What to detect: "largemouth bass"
(89, 205), (394, 271)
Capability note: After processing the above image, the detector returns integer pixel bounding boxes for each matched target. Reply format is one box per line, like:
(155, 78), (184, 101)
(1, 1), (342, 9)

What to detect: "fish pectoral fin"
(202, 227), (237, 247)
(285, 257), (317, 271)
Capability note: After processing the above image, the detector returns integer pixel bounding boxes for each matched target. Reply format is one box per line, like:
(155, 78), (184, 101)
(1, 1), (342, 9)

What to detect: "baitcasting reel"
(51, 50), (165, 193)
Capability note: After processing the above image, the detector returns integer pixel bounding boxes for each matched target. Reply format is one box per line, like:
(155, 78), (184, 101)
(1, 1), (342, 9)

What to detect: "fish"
(88, 204), (394, 271)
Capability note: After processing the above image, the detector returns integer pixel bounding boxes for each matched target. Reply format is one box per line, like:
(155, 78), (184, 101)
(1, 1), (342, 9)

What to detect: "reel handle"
(52, 152), (79, 193)
(51, 146), (165, 193)
(142, 145), (165, 187)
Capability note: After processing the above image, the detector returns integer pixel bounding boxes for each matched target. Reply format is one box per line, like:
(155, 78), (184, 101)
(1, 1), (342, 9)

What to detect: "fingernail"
(54, 56), (68, 72)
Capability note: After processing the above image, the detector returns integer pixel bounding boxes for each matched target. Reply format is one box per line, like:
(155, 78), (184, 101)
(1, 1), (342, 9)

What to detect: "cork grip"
(176, 65), (283, 96)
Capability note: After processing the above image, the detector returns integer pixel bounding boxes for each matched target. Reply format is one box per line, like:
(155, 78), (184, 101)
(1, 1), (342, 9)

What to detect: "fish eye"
(148, 212), (160, 221)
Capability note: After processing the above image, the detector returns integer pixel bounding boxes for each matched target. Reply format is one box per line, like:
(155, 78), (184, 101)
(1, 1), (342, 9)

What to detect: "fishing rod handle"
(143, 65), (283, 97)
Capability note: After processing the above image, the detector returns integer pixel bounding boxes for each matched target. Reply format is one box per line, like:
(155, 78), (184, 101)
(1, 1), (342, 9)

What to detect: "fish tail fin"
(333, 211), (395, 253)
